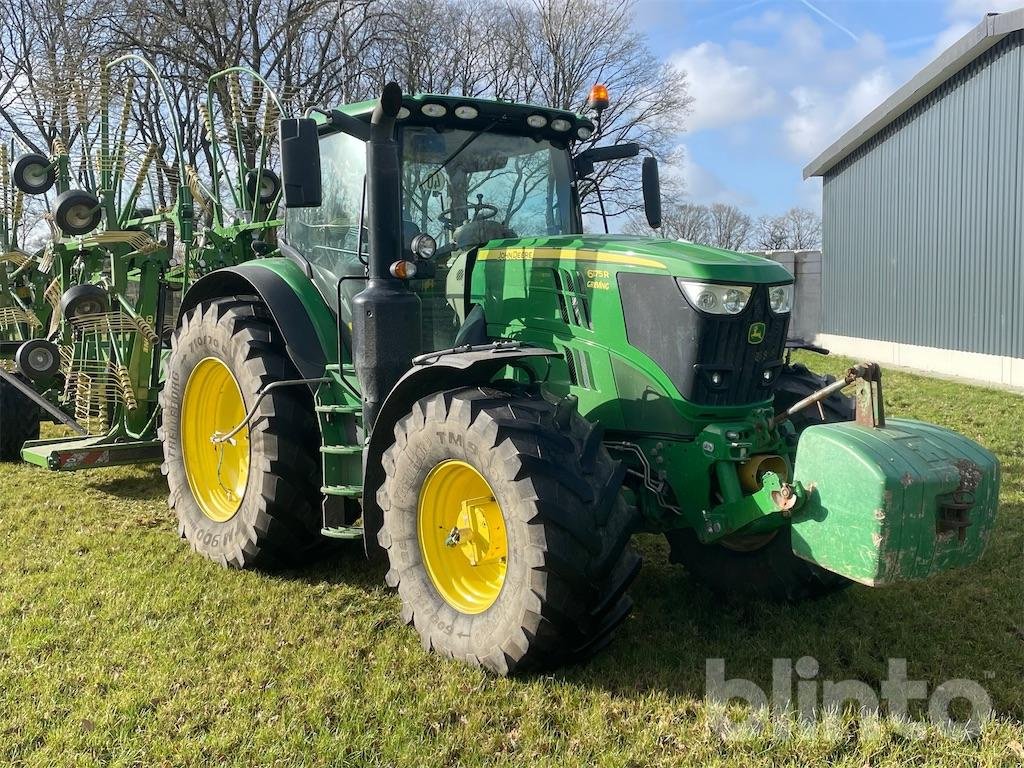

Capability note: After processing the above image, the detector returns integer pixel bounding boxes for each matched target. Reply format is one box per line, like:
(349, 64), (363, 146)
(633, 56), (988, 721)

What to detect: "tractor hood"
(475, 234), (793, 285)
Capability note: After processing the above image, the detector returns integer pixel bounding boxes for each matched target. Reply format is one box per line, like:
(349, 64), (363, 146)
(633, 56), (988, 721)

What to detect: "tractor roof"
(316, 93), (595, 144)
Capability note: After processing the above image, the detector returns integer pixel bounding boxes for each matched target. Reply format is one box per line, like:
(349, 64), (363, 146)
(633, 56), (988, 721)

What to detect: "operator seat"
(453, 219), (515, 249)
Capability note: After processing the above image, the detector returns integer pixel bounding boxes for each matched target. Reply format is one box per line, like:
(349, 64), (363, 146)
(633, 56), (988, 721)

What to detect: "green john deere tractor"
(160, 82), (1000, 674)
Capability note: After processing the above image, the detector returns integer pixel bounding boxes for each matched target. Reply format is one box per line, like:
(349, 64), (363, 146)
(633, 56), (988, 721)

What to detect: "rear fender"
(178, 259), (338, 387)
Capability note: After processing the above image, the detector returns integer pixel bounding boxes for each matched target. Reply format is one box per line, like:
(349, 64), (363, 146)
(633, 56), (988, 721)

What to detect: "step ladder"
(315, 367), (365, 539)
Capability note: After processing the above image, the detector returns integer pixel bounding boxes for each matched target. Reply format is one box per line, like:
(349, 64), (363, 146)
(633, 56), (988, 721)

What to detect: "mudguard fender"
(178, 260), (338, 388)
(362, 343), (559, 557)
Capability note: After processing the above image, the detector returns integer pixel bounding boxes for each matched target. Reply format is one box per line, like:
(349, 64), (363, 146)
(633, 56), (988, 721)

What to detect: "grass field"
(1, 353), (1022, 767)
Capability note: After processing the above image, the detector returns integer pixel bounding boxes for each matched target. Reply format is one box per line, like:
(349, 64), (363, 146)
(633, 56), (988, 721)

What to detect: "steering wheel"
(438, 194), (499, 229)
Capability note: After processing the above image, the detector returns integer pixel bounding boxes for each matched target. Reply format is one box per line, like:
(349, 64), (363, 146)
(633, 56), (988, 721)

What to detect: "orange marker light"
(588, 83), (610, 112)
(389, 260), (417, 279)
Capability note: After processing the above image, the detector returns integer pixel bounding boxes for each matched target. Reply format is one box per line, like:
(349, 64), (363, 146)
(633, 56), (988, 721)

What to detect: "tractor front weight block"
(789, 419), (999, 585)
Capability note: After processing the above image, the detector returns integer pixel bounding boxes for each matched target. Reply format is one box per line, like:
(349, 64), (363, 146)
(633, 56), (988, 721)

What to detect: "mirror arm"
(573, 142), (640, 179)
(305, 106), (371, 142)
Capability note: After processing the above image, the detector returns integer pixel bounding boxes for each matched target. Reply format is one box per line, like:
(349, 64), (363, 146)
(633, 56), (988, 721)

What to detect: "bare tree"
(2, 0), (692, 226)
(0, 0), (110, 155)
(632, 200), (821, 253)
(373, 0), (691, 219)
(784, 207), (822, 249)
(512, 0), (691, 218)
(667, 203), (713, 243)
(753, 214), (789, 250)
(707, 203), (751, 251)
(105, 0), (388, 172)
(628, 201), (710, 242)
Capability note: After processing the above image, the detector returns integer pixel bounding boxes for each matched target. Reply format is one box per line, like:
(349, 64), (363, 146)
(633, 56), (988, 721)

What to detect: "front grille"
(688, 286), (788, 406)
(619, 274), (789, 407)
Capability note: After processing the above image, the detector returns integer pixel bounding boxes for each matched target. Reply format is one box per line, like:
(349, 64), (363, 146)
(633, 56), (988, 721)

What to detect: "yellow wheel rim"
(417, 460), (508, 614)
(181, 357), (250, 523)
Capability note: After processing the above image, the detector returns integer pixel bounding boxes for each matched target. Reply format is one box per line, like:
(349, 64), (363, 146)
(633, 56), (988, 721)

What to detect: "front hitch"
(699, 471), (807, 543)
(771, 361), (885, 429)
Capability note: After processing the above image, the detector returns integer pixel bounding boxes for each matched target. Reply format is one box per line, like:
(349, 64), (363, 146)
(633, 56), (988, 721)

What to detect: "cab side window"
(286, 130), (366, 321)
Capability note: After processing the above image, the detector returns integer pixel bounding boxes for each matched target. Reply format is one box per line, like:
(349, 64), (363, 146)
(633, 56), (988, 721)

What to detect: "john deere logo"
(748, 322), (766, 345)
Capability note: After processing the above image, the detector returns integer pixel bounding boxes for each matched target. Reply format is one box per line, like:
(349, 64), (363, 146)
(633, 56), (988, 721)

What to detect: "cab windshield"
(400, 127), (576, 249)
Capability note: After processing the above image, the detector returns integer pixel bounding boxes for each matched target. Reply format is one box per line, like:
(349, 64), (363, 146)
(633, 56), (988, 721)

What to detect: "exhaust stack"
(352, 82), (422, 433)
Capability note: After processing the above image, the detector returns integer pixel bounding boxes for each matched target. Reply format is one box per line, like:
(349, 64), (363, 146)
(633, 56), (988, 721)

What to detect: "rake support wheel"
(54, 190), (102, 236)
(12, 153), (55, 195)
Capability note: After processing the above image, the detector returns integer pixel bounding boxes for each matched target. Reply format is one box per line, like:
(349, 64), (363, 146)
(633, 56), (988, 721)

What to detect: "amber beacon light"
(587, 83), (610, 112)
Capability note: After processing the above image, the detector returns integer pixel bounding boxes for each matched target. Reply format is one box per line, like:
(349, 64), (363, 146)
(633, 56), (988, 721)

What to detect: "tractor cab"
(281, 92), (652, 351)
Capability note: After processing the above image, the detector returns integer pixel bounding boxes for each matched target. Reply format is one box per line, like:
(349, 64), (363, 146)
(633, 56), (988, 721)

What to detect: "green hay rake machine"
(0, 59), (285, 469)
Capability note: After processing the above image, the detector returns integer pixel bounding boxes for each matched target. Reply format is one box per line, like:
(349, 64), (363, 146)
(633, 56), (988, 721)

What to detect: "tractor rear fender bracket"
(361, 344), (561, 558)
(178, 262), (336, 388)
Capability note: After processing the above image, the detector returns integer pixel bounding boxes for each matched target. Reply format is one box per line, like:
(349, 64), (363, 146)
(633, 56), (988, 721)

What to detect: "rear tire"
(378, 386), (640, 674)
(667, 361), (855, 602)
(159, 298), (323, 568)
(0, 377), (40, 461)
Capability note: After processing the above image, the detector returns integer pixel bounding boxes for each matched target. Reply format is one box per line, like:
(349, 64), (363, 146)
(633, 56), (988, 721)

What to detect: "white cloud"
(662, 3), (997, 211)
(932, 0), (1022, 58)
(930, 20), (976, 56)
(670, 42), (777, 133)
(677, 147), (756, 208)
(783, 67), (897, 161)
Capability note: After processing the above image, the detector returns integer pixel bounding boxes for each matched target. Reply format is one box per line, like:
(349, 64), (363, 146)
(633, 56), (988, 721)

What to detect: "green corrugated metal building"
(804, 10), (1024, 388)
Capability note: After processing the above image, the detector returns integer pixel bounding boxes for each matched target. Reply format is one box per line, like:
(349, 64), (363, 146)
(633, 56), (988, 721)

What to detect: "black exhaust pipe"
(352, 82), (422, 433)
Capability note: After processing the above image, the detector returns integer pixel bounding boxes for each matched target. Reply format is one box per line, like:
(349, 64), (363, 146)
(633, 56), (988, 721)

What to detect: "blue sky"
(633, 0), (1022, 215)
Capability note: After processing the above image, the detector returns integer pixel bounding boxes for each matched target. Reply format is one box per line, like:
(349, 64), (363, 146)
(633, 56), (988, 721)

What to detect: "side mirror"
(642, 156), (661, 229)
(280, 118), (322, 208)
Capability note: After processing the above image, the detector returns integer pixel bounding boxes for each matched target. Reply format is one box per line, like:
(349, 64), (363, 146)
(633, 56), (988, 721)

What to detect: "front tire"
(159, 298), (322, 568)
(378, 386), (640, 674)
(666, 525), (851, 601)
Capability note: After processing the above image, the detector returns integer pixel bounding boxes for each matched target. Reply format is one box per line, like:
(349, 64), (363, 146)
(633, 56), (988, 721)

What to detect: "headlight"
(411, 233), (436, 259)
(768, 284), (793, 313)
(676, 279), (752, 315)
(421, 103), (447, 118)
